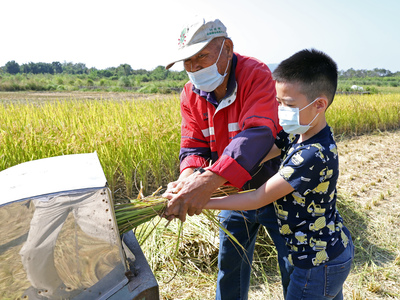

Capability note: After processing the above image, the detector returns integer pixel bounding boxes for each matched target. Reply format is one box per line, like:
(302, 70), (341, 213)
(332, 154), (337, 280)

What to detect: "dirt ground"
(336, 129), (400, 299)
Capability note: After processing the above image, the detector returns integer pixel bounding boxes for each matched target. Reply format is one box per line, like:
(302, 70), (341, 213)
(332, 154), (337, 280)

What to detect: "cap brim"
(165, 39), (212, 70)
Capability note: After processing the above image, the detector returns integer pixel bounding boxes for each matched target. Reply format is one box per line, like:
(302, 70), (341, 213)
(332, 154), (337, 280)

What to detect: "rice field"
(1, 92), (399, 198)
(1, 91), (400, 299)
(327, 93), (400, 135)
(0, 93), (182, 198)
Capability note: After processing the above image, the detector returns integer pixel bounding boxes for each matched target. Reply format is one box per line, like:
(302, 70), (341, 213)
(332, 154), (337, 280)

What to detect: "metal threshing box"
(0, 152), (159, 299)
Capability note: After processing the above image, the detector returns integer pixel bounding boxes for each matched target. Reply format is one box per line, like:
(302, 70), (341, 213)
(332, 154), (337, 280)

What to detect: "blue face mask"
(187, 40), (230, 92)
(278, 98), (320, 135)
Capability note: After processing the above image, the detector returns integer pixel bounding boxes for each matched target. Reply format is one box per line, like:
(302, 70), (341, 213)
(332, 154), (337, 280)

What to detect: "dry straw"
(114, 185), (246, 249)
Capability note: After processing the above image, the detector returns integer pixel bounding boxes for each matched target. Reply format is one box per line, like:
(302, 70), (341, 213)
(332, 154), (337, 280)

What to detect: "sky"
(1, 0), (399, 73)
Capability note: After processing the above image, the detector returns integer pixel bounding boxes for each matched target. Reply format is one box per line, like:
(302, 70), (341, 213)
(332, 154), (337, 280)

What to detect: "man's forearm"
(198, 169), (227, 194)
(179, 166), (227, 191)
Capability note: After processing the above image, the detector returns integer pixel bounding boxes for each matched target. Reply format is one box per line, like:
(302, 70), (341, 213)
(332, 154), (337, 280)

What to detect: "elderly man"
(163, 16), (292, 299)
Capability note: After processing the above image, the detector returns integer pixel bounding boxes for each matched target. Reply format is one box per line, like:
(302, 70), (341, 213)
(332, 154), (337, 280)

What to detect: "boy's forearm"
(259, 144), (280, 165)
(205, 174), (294, 211)
(205, 190), (262, 211)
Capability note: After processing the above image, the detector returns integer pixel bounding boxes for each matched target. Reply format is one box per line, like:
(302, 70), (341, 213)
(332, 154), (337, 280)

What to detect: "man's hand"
(163, 167), (195, 199)
(163, 169), (226, 222)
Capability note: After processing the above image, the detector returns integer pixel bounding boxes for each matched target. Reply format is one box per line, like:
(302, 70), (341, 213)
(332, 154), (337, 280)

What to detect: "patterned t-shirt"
(274, 125), (351, 269)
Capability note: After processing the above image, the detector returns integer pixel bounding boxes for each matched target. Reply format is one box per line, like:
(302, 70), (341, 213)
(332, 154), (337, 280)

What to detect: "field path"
(336, 129), (400, 299)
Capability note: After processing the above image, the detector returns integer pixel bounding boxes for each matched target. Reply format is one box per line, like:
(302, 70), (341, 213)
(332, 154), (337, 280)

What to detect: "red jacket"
(179, 53), (281, 188)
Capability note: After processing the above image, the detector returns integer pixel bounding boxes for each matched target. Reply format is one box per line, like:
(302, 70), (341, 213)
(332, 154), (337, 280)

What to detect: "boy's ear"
(316, 97), (329, 111)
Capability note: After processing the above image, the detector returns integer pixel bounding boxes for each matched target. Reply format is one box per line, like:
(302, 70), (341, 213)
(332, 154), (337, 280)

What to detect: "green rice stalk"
(115, 196), (166, 234)
(202, 209), (245, 251)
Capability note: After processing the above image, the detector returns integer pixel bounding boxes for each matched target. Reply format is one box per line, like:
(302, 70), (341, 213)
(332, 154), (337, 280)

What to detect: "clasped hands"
(162, 168), (226, 222)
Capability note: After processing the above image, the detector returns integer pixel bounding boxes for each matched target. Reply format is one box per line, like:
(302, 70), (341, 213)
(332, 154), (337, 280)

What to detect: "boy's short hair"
(273, 49), (338, 107)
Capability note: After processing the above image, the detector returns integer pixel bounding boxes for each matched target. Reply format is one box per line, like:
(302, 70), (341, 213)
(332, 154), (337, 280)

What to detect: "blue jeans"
(286, 238), (354, 300)
(216, 204), (292, 300)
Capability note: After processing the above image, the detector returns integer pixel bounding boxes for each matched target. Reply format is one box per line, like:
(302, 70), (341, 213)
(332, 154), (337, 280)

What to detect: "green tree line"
(0, 60), (188, 81)
(3, 60), (399, 79)
(1, 60), (400, 94)
(339, 68), (400, 78)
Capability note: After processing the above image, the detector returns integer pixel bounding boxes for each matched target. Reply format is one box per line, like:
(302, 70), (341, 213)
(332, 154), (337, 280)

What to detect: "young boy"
(205, 49), (353, 300)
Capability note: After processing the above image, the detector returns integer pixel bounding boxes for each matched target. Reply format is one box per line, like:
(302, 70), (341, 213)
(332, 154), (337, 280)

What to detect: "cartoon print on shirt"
(279, 166), (294, 180)
(319, 167), (333, 182)
(274, 202), (289, 220)
(312, 249), (329, 266)
(313, 181), (330, 194)
(291, 151), (304, 166)
(341, 230), (349, 247)
(307, 201), (326, 217)
(336, 221), (344, 232)
(280, 224), (293, 235)
(329, 144), (338, 159)
(295, 231), (308, 245)
(328, 190), (335, 203)
(309, 216), (326, 232)
(327, 221), (336, 235)
(288, 254), (293, 266)
(287, 147), (295, 155)
(292, 192), (306, 207)
(304, 180), (330, 196)
(309, 237), (327, 251)
(288, 133), (297, 143)
(290, 244), (298, 252)
(311, 143), (326, 162)
(300, 176), (311, 182)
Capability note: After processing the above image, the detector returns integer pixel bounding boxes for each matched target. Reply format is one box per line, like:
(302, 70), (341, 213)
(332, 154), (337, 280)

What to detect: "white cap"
(166, 16), (228, 69)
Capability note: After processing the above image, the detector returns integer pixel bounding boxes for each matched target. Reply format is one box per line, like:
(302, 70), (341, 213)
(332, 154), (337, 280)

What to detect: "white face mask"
(187, 40), (230, 92)
(278, 98), (320, 135)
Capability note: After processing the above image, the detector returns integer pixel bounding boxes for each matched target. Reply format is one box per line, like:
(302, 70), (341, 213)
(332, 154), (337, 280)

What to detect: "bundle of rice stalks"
(115, 195), (167, 235)
(114, 185), (244, 248)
